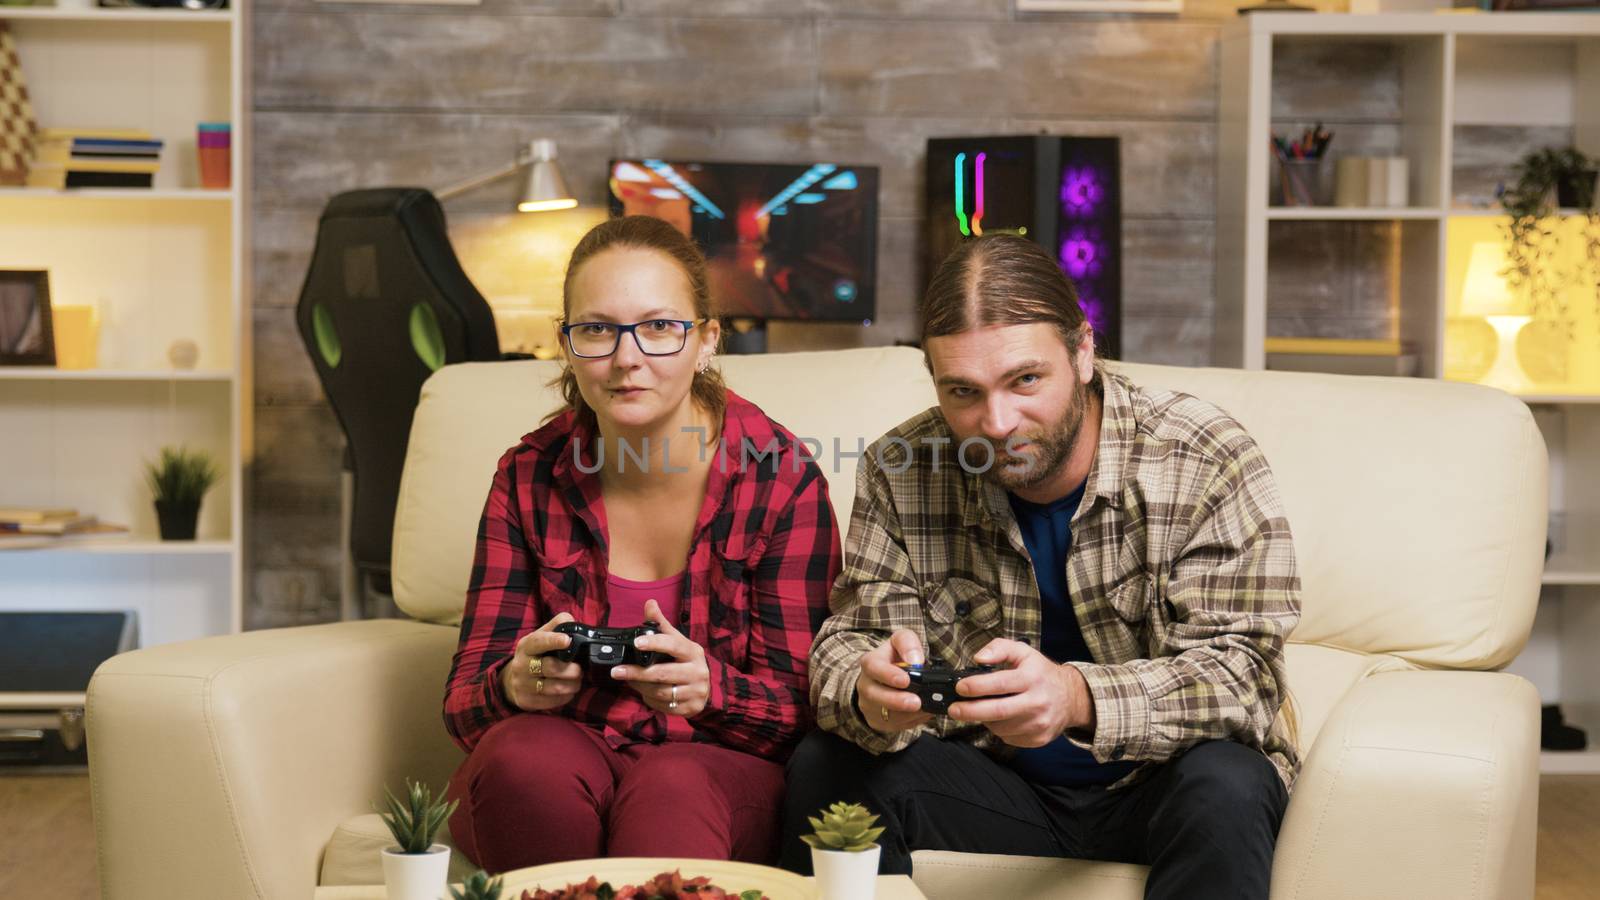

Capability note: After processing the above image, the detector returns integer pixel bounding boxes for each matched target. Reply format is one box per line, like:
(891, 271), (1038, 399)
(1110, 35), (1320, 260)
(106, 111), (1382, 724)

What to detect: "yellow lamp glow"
(1459, 241), (1533, 392)
(518, 198), (579, 213)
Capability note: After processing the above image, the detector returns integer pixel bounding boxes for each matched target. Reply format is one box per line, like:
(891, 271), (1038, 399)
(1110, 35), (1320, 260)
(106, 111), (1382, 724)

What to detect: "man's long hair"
(921, 234), (1093, 364)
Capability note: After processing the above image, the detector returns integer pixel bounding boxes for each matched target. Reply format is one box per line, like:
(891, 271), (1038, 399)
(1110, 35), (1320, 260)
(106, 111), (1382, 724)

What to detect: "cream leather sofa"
(89, 347), (1547, 900)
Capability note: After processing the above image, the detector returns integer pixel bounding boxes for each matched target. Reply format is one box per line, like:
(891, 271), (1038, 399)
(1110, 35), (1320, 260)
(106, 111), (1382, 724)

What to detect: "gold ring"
(528, 656), (544, 677)
(880, 705), (890, 721)
(534, 678), (545, 694)
(671, 684), (679, 702)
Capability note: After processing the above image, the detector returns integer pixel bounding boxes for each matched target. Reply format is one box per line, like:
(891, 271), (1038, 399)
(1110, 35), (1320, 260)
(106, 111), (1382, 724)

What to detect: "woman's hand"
(501, 612), (585, 712)
(609, 599), (712, 718)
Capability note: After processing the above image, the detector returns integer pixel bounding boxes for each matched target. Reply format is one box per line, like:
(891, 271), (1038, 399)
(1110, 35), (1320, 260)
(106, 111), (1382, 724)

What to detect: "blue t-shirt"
(1005, 484), (1138, 787)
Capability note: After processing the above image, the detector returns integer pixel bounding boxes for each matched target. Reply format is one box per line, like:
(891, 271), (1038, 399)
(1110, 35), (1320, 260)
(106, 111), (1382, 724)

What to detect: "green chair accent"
(408, 303), (446, 372)
(313, 303), (342, 368)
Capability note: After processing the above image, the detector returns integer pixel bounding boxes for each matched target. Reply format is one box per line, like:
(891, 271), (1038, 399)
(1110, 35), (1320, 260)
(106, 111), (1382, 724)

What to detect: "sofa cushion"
(319, 813), (478, 886)
(1120, 363), (1544, 672)
(1282, 641), (1409, 750)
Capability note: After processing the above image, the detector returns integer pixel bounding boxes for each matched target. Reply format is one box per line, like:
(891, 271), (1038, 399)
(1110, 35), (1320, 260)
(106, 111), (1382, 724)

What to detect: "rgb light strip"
(972, 152), (987, 236)
(953, 152), (988, 237)
(954, 153), (969, 236)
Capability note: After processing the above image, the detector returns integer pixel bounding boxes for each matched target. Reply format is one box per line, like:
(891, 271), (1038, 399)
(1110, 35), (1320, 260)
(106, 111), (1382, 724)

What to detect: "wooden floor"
(2, 773), (1597, 897)
(1534, 775), (1600, 900)
(0, 773), (99, 898)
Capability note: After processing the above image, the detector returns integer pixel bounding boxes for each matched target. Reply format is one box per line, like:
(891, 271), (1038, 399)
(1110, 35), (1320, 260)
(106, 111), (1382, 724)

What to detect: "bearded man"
(779, 234), (1302, 900)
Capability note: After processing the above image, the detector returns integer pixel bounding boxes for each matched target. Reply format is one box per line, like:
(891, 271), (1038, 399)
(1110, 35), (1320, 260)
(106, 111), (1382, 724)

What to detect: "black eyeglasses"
(560, 318), (707, 359)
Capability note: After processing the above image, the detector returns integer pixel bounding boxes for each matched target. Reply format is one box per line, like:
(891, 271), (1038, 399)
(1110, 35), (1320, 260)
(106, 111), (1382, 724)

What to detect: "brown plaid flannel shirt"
(811, 366), (1302, 790)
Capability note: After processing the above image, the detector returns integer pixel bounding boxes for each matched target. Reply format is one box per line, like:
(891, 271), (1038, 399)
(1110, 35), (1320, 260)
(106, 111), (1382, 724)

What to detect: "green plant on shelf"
(143, 446), (218, 506)
(1498, 146), (1600, 339)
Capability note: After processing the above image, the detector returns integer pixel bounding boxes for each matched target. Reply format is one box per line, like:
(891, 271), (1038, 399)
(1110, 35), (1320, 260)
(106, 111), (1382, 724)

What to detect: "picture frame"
(1017, 0), (1183, 13)
(0, 269), (55, 366)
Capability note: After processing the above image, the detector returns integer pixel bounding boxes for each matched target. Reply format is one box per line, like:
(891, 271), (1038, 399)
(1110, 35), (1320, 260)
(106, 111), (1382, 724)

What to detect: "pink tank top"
(605, 571), (685, 629)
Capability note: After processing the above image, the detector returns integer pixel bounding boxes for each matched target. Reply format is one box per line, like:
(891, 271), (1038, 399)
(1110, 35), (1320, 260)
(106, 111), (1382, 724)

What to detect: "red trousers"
(447, 714), (785, 873)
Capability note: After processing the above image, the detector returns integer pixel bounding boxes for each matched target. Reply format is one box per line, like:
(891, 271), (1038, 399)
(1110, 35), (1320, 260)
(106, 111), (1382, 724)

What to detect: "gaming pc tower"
(925, 136), (1122, 359)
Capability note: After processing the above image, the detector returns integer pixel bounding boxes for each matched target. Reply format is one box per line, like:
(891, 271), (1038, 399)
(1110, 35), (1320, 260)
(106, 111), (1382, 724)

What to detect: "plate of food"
(500, 857), (815, 900)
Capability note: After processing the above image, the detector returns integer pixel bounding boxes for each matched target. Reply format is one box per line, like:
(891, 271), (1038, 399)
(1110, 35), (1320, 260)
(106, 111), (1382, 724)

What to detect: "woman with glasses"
(442, 215), (842, 872)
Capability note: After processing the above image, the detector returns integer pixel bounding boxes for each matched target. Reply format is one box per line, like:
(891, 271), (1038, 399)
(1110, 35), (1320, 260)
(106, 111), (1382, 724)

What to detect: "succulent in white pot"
(378, 779), (458, 900)
(802, 801), (885, 900)
(449, 869), (505, 900)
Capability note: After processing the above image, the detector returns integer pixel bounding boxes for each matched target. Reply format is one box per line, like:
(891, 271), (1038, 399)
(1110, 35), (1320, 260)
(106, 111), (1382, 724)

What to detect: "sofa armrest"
(1271, 669), (1539, 900)
(88, 619), (463, 900)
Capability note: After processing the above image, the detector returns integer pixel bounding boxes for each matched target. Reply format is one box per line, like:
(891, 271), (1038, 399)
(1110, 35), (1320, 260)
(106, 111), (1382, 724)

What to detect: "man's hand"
(501, 612), (585, 712)
(610, 599), (712, 718)
(946, 638), (1095, 748)
(854, 629), (936, 734)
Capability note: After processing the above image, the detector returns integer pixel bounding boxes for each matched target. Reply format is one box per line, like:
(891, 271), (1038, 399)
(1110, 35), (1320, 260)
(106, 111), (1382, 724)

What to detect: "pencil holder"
(1276, 158), (1326, 207)
(197, 123), (231, 190)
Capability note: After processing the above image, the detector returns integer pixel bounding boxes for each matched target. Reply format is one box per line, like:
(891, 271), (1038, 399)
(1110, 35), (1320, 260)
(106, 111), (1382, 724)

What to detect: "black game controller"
(896, 661), (999, 714)
(553, 621), (664, 669)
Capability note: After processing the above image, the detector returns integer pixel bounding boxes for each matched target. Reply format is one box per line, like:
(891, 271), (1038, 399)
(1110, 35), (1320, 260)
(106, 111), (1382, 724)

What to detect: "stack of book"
(0, 506), (127, 545)
(26, 128), (163, 189)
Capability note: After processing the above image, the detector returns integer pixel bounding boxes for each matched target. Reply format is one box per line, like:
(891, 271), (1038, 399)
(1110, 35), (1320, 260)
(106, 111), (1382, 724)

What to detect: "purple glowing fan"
(1076, 287), (1109, 335)
(1060, 166), (1105, 219)
(1058, 228), (1106, 281)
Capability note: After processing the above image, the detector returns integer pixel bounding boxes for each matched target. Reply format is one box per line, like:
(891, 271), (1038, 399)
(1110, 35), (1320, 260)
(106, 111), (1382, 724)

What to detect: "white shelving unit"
(1219, 12), (1600, 774)
(0, 367), (234, 382)
(0, 3), (249, 648)
(0, 8), (232, 23)
(1264, 206), (1445, 221)
(0, 187), (232, 201)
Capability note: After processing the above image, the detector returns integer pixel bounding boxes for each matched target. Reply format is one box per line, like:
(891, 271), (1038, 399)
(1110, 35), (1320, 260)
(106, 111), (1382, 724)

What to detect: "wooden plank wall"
(248, 0), (1478, 625)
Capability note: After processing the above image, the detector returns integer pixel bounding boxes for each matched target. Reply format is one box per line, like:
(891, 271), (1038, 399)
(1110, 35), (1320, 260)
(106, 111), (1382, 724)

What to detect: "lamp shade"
(518, 139), (577, 213)
(1459, 242), (1524, 318)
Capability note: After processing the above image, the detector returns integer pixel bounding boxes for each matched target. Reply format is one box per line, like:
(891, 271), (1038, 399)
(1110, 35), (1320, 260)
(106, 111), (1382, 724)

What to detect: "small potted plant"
(801, 801), (885, 900)
(449, 870), (504, 900)
(378, 779), (459, 900)
(143, 445), (218, 541)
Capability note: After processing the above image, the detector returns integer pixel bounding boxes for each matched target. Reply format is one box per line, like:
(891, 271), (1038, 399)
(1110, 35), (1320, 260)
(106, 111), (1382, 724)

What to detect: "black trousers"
(779, 731), (1288, 900)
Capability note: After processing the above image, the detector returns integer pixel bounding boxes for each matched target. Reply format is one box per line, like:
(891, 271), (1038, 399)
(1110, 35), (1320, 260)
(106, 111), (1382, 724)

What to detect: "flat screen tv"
(607, 158), (879, 323)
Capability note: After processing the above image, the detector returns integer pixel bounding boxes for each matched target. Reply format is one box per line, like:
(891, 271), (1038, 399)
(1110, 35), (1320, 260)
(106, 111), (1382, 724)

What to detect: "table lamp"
(435, 138), (576, 212)
(1459, 241), (1533, 393)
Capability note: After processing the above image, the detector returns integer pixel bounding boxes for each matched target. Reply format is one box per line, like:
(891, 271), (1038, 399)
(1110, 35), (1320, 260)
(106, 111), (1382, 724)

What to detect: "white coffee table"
(313, 857), (926, 900)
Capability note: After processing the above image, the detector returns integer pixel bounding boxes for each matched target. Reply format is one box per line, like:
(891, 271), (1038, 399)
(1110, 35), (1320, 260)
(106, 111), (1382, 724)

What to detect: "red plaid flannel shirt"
(444, 390), (841, 760)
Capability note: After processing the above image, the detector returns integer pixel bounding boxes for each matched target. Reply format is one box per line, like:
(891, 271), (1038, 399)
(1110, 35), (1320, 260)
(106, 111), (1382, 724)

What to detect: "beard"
(967, 377), (1091, 492)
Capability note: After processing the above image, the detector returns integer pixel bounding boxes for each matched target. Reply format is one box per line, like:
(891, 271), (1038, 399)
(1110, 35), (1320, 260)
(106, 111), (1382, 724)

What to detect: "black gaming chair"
(294, 188), (505, 607)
